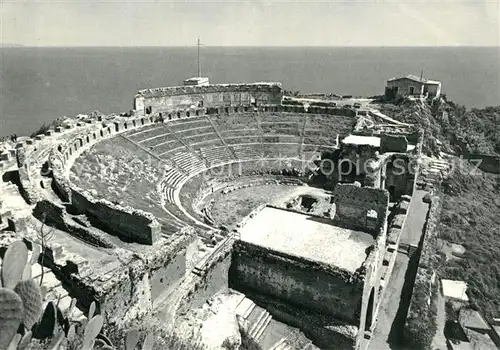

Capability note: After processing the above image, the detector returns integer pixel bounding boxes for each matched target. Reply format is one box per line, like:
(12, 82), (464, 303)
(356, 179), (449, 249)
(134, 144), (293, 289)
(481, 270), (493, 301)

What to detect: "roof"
(342, 135), (381, 147)
(238, 206), (374, 273)
(425, 80), (441, 85)
(459, 309), (490, 331)
(442, 280), (469, 302)
(387, 74), (427, 83)
(387, 74), (441, 85)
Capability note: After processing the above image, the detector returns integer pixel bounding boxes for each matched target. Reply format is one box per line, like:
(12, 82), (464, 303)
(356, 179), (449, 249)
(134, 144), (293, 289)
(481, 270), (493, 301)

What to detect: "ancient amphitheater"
(0, 81), (424, 349)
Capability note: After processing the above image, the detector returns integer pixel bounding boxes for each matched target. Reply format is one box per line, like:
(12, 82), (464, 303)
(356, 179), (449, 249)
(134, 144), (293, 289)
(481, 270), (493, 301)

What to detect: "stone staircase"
(268, 330), (316, 350)
(233, 296), (318, 350)
(235, 297), (272, 342)
(419, 157), (452, 188)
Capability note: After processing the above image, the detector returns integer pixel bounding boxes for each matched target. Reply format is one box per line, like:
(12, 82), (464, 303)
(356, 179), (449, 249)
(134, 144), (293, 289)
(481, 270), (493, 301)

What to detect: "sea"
(1, 46), (499, 137)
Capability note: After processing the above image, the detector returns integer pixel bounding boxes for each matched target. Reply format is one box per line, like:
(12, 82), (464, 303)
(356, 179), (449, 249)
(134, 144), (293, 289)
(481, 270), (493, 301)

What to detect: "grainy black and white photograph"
(0, 1), (499, 349)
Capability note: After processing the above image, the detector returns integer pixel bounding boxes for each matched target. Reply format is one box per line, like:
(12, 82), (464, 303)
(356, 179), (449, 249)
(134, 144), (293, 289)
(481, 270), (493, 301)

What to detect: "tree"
(37, 213), (54, 286)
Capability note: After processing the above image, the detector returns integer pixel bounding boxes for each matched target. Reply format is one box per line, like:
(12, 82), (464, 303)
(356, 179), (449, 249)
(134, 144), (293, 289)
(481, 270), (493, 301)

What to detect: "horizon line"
(1, 44), (499, 48)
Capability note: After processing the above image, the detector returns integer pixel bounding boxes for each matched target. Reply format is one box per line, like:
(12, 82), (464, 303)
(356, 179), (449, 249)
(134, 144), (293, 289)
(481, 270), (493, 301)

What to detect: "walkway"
(370, 190), (430, 349)
(401, 190), (429, 246)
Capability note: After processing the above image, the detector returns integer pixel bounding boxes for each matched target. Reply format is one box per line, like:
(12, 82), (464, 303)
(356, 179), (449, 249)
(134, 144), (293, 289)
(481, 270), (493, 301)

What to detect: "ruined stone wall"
(404, 196), (440, 347)
(332, 183), (389, 233)
(70, 186), (161, 245)
(382, 154), (417, 199)
(135, 83), (283, 116)
(150, 249), (186, 303)
(380, 134), (408, 153)
(230, 240), (365, 325)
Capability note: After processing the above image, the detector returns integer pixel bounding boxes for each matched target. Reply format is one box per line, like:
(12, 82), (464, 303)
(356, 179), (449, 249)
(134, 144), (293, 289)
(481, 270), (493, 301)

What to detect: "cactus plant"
(14, 279), (43, 330)
(17, 331), (32, 350)
(0, 287), (24, 348)
(47, 327), (66, 350)
(125, 329), (140, 350)
(1, 240), (28, 289)
(141, 333), (154, 350)
(81, 314), (104, 350)
(6, 333), (21, 350)
(34, 301), (57, 339)
(88, 301), (96, 320)
(30, 244), (41, 266)
(22, 263), (32, 281)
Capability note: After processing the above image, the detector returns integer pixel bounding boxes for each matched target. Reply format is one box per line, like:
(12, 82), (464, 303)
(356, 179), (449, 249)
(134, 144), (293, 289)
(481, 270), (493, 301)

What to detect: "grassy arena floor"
(206, 183), (328, 229)
(69, 136), (172, 225)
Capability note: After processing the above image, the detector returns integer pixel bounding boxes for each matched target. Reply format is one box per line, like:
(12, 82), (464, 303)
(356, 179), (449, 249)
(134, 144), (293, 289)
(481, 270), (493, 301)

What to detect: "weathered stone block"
(380, 134), (408, 154)
(387, 227), (401, 245)
(391, 214), (406, 229)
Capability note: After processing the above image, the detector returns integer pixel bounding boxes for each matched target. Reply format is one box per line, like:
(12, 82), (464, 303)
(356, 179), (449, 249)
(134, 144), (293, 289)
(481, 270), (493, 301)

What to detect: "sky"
(0, 0), (499, 47)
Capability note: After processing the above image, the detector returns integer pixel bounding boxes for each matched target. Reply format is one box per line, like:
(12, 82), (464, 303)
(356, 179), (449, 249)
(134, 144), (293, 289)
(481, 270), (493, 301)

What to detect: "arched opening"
(234, 107), (239, 113)
(132, 120), (137, 127)
(107, 127), (111, 134)
(365, 288), (375, 331)
(186, 111), (190, 118)
(168, 114), (172, 120)
(86, 136), (90, 143)
(124, 123), (128, 129)
(177, 112), (181, 119)
(195, 110), (200, 116)
(93, 133), (96, 140)
(225, 107), (229, 114)
(145, 106), (152, 115)
(100, 130), (104, 137)
(57, 145), (62, 153)
(141, 118), (145, 125)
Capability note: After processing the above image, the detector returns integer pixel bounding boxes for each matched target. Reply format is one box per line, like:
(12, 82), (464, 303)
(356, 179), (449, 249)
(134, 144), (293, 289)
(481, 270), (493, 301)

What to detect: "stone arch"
(186, 111), (190, 118)
(177, 112), (181, 119)
(86, 136), (90, 143)
(168, 114), (172, 120)
(195, 110), (200, 116)
(365, 287), (375, 331)
(57, 145), (62, 153)
(124, 122), (128, 129)
(100, 130), (104, 137)
(93, 133), (96, 140)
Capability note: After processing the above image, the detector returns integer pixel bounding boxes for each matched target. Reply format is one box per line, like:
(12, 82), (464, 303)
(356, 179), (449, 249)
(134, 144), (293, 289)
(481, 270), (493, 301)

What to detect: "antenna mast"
(197, 37), (201, 77)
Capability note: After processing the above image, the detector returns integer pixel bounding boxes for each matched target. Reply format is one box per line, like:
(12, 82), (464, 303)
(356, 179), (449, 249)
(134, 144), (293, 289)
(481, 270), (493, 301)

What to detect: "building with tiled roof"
(385, 74), (442, 99)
